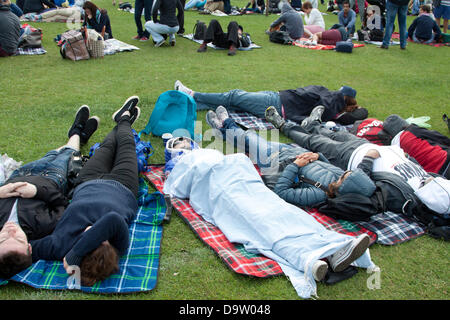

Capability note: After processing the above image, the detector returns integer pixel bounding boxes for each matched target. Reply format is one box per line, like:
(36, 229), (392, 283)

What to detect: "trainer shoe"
(80, 116), (100, 145)
(174, 80), (194, 96)
(206, 110), (222, 129)
(139, 36), (149, 42)
(154, 39), (165, 47)
(132, 35), (141, 40)
(312, 260), (328, 282)
(68, 105), (90, 138)
(129, 106), (141, 125)
(328, 234), (371, 273)
(301, 105), (325, 128)
(112, 96), (139, 123)
(197, 43), (207, 52)
(215, 105), (229, 125)
(264, 106), (285, 129)
(228, 44), (237, 56)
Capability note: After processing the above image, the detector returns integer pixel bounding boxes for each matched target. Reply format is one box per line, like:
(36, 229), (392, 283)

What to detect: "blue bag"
(335, 41), (353, 53)
(89, 129), (154, 173)
(140, 90), (197, 139)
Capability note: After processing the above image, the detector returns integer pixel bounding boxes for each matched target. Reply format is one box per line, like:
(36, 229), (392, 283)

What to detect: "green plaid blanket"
(1, 177), (165, 294)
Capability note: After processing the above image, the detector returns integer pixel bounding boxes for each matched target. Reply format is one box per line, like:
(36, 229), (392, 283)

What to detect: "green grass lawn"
(0, 0), (449, 300)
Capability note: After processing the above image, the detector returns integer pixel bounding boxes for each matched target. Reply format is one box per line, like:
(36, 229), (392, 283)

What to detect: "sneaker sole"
(331, 235), (370, 273)
(313, 261), (328, 282)
(68, 105), (90, 137)
(129, 106), (141, 125)
(112, 96), (139, 122)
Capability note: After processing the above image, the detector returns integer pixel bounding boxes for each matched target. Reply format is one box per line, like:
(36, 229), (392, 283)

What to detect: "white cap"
(414, 177), (450, 214)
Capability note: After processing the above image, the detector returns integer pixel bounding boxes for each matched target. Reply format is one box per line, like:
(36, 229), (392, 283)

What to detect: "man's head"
(0, 222), (32, 279)
(327, 169), (376, 198)
(79, 241), (119, 286)
(342, 1), (351, 12)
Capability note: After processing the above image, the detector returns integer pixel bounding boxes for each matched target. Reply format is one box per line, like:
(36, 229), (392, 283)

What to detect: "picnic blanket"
(0, 177), (165, 294)
(14, 47), (47, 55)
(391, 32), (449, 47)
(182, 33), (261, 51)
(145, 165), (382, 278)
(104, 38), (140, 55)
(229, 111), (276, 130)
(293, 38), (365, 50)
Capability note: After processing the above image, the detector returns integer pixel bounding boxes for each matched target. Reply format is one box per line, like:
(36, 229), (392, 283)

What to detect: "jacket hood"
(383, 114), (409, 137)
(337, 168), (376, 197)
(280, 1), (295, 13)
(415, 177), (450, 215)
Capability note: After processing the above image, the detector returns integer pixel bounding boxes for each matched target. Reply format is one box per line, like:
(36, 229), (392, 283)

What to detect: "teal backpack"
(140, 90), (197, 139)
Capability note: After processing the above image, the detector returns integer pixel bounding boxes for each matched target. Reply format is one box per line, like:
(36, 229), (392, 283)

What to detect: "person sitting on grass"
(196, 20), (251, 56)
(268, 0), (307, 40)
(309, 24), (349, 45)
(174, 80), (367, 126)
(22, 0), (56, 14)
(0, 106), (99, 279)
(408, 4), (441, 44)
(29, 96), (142, 287)
(83, 1), (113, 39)
(241, 0), (265, 14)
(184, 0), (206, 10)
(338, 0), (357, 37)
(302, 1), (326, 35)
(0, 0), (20, 57)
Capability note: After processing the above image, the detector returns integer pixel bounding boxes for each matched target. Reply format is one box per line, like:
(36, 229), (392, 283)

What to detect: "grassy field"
(0, 0), (449, 300)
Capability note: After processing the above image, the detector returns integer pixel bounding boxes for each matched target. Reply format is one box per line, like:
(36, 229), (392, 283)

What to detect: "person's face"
(305, 8), (312, 14)
(343, 3), (350, 12)
(85, 8), (92, 17)
(0, 222), (30, 258)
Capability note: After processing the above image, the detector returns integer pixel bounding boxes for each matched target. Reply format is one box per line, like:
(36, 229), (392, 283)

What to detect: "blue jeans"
(185, 0), (206, 10)
(145, 21), (179, 43)
(382, 0), (408, 48)
(8, 147), (75, 193)
(412, 31), (434, 44)
(194, 89), (283, 119)
(219, 118), (292, 169)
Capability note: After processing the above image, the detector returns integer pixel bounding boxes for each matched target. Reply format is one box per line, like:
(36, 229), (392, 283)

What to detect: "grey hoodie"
(0, 4), (20, 54)
(270, 1), (304, 39)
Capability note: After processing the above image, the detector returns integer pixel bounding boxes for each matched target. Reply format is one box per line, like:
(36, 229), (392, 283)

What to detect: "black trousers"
(204, 19), (240, 48)
(76, 117), (139, 197)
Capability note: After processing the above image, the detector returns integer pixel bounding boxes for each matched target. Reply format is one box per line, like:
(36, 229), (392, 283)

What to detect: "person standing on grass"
(0, 106), (99, 279)
(132, 0), (153, 42)
(145, 0), (184, 47)
(433, 0), (450, 34)
(380, 0), (409, 49)
(30, 96), (142, 287)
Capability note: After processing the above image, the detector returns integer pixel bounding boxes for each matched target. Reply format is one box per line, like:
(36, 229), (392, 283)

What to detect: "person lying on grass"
(0, 106), (99, 279)
(174, 80), (368, 126)
(29, 96), (142, 286)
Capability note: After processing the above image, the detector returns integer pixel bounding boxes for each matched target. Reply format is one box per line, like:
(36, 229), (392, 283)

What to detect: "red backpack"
(352, 118), (392, 146)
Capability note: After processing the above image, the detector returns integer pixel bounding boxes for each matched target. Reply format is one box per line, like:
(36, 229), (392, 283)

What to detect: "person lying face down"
(174, 80), (367, 126)
(29, 97), (142, 287)
(0, 106), (99, 280)
(162, 135), (376, 299)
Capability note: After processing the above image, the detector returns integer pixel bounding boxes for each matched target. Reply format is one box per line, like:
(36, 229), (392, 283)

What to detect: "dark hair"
(342, 0), (350, 6)
(0, 249), (32, 279)
(420, 4), (431, 13)
(343, 96), (359, 112)
(302, 1), (313, 10)
(327, 181), (339, 198)
(79, 242), (119, 286)
(83, 1), (100, 15)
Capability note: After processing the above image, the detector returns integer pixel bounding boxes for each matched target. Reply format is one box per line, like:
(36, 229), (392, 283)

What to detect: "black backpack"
(369, 29), (384, 42)
(317, 186), (387, 222)
(193, 20), (207, 40)
(269, 31), (293, 45)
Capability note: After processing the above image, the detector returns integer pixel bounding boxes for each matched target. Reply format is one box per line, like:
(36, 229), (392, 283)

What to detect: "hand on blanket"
(294, 152), (319, 167)
(63, 257), (78, 275)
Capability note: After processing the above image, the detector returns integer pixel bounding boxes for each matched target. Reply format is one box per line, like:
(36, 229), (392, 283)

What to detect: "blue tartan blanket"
(0, 177), (165, 294)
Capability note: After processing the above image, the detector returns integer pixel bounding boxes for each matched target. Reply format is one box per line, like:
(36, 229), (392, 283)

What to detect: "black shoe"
(68, 105), (90, 138)
(228, 45), (237, 56)
(80, 116), (100, 145)
(197, 43), (207, 52)
(378, 44), (389, 49)
(129, 106), (141, 125)
(112, 96), (139, 123)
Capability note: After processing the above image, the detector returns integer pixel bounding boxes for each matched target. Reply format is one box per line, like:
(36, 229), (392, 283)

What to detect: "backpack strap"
(295, 175), (330, 193)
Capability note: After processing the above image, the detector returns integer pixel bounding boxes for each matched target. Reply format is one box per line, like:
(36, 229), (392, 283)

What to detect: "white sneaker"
(328, 234), (370, 273)
(215, 105), (229, 125)
(174, 80), (194, 97)
(312, 260), (328, 282)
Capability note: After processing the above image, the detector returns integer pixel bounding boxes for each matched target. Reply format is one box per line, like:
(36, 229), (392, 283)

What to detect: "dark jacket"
(408, 14), (441, 41)
(0, 4), (21, 54)
(0, 175), (67, 240)
(23, 0), (56, 14)
(30, 179), (138, 266)
(279, 85), (346, 124)
(152, 0), (184, 28)
(83, 9), (113, 39)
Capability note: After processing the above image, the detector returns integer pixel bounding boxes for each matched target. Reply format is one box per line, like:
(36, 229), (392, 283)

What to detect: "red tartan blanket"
(292, 39), (366, 50)
(144, 165), (377, 278)
(391, 32), (448, 47)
